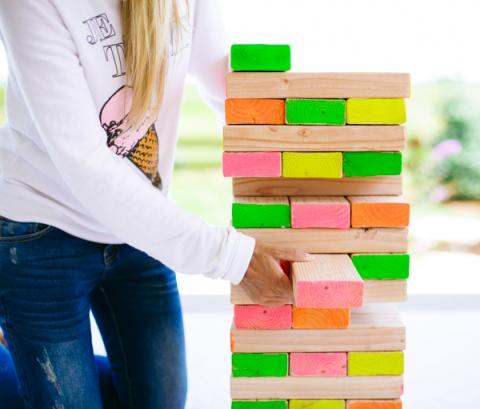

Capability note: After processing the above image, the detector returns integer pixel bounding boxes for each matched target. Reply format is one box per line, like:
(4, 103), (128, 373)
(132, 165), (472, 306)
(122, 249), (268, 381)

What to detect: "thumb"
(269, 247), (315, 262)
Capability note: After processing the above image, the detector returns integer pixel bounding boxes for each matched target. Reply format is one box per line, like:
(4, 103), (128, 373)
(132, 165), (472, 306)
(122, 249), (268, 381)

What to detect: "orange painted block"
(348, 196), (410, 228)
(347, 400), (402, 409)
(292, 308), (350, 329)
(226, 98), (285, 125)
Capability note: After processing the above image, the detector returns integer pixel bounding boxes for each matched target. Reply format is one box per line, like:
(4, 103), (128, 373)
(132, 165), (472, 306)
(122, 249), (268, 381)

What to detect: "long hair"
(121, 0), (182, 128)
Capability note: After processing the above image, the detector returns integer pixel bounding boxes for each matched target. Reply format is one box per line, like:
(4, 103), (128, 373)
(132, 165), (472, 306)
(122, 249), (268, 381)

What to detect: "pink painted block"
(234, 305), (292, 329)
(223, 152), (282, 177)
(290, 353), (347, 376)
(291, 197), (351, 229)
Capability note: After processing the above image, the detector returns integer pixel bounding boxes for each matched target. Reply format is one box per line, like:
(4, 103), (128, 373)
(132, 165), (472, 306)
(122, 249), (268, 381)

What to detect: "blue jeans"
(0, 218), (187, 409)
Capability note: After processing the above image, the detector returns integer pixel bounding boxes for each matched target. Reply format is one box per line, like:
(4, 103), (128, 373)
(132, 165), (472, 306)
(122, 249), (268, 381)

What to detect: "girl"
(0, 1), (308, 408)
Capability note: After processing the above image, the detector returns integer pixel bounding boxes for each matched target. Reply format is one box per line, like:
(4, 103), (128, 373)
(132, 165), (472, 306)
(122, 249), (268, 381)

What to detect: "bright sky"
(1, 0), (480, 83)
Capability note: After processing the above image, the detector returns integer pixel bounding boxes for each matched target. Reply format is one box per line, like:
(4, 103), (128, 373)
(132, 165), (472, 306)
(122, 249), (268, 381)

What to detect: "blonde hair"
(121, 0), (183, 128)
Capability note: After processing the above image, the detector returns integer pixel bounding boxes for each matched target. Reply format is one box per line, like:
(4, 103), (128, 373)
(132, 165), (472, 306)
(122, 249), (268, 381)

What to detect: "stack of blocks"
(224, 44), (410, 409)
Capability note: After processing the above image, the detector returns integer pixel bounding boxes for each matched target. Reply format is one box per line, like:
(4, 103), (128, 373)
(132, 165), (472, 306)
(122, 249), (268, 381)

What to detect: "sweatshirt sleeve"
(0, 0), (254, 284)
(187, 0), (229, 116)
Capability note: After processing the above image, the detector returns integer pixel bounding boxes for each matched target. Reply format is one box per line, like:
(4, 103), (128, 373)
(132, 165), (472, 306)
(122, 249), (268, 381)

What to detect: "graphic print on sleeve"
(99, 86), (162, 188)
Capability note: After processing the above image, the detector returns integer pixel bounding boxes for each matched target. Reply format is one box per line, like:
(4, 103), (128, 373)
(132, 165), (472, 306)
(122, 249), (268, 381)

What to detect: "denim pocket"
(0, 218), (53, 244)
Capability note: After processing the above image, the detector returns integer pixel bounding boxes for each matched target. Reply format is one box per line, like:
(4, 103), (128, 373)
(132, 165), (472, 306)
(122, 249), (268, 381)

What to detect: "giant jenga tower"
(223, 44), (410, 409)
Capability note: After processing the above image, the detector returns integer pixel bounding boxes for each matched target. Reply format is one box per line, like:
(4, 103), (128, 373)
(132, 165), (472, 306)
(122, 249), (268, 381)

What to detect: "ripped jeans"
(0, 218), (187, 409)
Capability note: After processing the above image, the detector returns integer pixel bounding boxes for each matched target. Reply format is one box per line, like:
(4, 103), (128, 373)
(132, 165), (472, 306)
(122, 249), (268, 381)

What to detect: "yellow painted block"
(347, 99), (406, 124)
(283, 153), (343, 178)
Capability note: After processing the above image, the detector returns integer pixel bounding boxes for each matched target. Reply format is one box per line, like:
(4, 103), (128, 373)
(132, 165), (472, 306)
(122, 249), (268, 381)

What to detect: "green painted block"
(232, 353), (288, 377)
(352, 254), (410, 280)
(347, 98), (406, 124)
(348, 352), (404, 376)
(343, 152), (402, 177)
(232, 401), (288, 409)
(232, 203), (291, 228)
(283, 152), (343, 178)
(286, 99), (346, 125)
(231, 44), (291, 72)
(289, 400), (345, 409)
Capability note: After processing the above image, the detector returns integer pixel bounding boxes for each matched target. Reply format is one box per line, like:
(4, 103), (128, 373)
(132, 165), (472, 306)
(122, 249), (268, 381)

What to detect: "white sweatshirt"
(0, 0), (255, 284)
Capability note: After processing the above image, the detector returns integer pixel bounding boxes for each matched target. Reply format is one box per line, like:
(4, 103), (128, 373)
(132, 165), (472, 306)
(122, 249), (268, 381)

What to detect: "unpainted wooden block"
(232, 401), (288, 409)
(222, 125), (407, 152)
(292, 255), (364, 308)
(290, 353), (347, 377)
(347, 99), (406, 125)
(230, 376), (404, 400)
(343, 153), (402, 177)
(226, 99), (285, 125)
(290, 197), (350, 229)
(286, 99), (346, 125)
(232, 353), (288, 377)
(351, 254), (410, 280)
(237, 228), (409, 254)
(292, 308), (350, 329)
(231, 44), (291, 72)
(223, 152), (282, 177)
(283, 153), (343, 178)
(348, 352), (404, 376)
(226, 73), (411, 99)
(234, 305), (292, 329)
(290, 400), (345, 409)
(231, 279), (407, 305)
(232, 196), (291, 228)
(230, 307), (406, 353)
(347, 400), (402, 409)
(232, 176), (403, 197)
(348, 196), (410, 228)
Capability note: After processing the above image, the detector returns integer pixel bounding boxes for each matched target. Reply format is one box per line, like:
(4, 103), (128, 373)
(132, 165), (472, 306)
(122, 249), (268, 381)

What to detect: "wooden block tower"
(224, 44), (410, 409)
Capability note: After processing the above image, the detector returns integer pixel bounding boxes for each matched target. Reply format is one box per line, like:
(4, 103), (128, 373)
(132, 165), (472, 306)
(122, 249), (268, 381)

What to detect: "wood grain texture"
(347, 99), (406, 125)
(232, 196), (291, 228)
(292, 308), (350, 329)
(231, 279), (407, 305)
(286, 99), (346, 125)
(230, 376), (404, 400)
(351, 254), (410, 280)
(290, 197), (350, 229)
(223, 152), (282, 177)
(343, 153), (402, 177)
(230, 44), (291, 72)
(290, 353), (347, 377)
(232, 176), (403, 197)
(230, 308), (406, 353)
(349, 196), (410, 228)
(232, 353), (288, 377)
(293, 255), (364, 308)
(226, 73), (411, 99)
(223, 125), (407, 152)
(362, 280), (407, 303)
(282, 153), (343, 178)
(347, 400), (402, 409)
(290, 401), (345, 409)
(236, 228), (409, 254)
(348, 352), (404, 376)
(234, 305), (292, 329)
(226, 99), (285, 125)
(232, 401), (288, 409)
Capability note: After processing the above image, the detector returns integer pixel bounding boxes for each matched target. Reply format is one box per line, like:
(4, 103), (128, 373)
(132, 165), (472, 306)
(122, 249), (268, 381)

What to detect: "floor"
(92, 294), (480, 409)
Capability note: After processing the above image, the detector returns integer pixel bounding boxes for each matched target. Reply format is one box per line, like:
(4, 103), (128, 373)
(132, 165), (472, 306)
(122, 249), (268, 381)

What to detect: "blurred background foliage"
(1, 80), (479, 226)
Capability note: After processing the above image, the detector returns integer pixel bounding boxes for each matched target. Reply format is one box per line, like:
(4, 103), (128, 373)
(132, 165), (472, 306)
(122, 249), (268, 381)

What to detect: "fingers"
(268, 246), (315, 262)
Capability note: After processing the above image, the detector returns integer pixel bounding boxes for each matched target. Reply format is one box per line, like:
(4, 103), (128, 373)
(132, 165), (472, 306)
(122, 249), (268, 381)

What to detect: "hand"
(239, 242), (313, 306)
